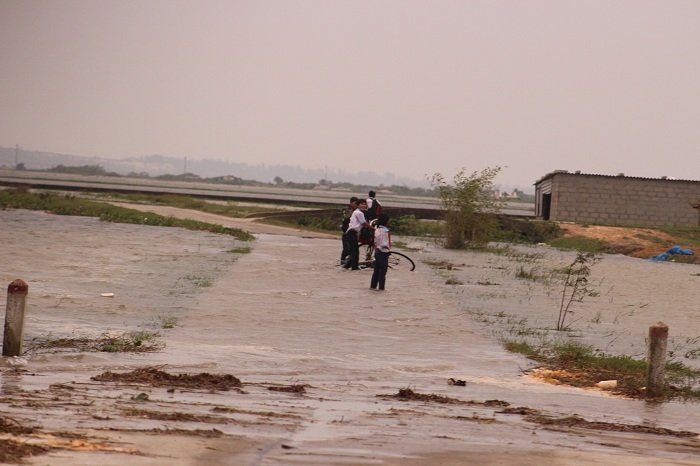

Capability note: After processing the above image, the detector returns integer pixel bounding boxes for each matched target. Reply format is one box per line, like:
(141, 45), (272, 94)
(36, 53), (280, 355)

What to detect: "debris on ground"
(91, 367), (242, 390)
(648, 245), (695, 261)
(267, 384), (307, 394)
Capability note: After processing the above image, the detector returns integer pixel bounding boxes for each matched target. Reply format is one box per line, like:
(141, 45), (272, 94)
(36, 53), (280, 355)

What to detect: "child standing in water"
(370, 214), (391, 291)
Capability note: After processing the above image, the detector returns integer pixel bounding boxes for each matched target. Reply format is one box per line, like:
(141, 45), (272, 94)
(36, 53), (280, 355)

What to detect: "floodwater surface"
(1, 209), (699, 465)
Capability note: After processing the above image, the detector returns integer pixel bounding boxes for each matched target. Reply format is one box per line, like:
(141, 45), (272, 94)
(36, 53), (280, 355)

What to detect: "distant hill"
(0, 146), (429, 188)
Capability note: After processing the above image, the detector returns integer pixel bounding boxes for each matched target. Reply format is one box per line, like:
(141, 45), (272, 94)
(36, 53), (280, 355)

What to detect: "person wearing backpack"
(366, 190), (381, 221)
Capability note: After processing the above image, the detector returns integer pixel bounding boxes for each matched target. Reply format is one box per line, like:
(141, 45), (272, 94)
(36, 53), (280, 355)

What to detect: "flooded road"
(1, 208), (699, 465)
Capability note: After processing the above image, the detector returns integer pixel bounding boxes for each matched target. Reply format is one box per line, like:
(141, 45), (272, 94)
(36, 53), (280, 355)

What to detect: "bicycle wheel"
(363, 243), (375, 261)
(388, 251), (415, 271)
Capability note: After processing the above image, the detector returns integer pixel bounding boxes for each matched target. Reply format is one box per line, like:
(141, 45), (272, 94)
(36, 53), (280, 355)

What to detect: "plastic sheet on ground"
(648, 245), (695, 261)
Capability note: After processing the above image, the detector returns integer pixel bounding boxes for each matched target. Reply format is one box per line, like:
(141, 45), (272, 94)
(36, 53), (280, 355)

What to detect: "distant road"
(0, 169), (534, 217)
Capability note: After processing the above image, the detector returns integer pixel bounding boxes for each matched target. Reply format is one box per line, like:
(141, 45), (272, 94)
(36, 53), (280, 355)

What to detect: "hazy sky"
(1, 1), (699, 188)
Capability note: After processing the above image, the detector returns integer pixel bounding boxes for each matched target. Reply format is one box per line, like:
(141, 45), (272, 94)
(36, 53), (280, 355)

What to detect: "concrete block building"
(534, 170), (700, 227)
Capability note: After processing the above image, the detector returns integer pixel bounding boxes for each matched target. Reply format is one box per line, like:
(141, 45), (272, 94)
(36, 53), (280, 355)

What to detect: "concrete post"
(646, 322), (668, 398)
(3, 279), (28, 357)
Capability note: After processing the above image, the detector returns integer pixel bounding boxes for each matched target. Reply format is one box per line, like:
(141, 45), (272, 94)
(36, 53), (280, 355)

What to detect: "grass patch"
(514, 265), (550, 284)
(257, 217), (339, 235)
(227, 246), (252, 254)
(656, 226), (700, 249)
(495, 219), (561, 244)
(423, 259), (461, 270)
(0, 188), (254, 241)
(634, 232), (667, 244)
(389, 215), (444, 237)
(547, 235), (616, 254)
(158, 316), (178, 329)
(294, 214), (338, 230)
(472, 244), (515, 255)
(392, 240), (422, 252)
(445, 277), (463, 285)
(95, 192), (281, 217)
(503, 340), (540, 359)
(502, 339), (700, 400)
(184, 275), (213, 288)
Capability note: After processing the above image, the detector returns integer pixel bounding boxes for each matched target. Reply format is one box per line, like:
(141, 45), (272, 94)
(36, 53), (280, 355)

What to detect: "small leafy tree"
(556, 251), (601, 330)
(430, 166), (504, 249)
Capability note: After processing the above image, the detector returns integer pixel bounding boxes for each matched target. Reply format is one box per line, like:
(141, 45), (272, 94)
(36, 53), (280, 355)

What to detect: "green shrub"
(430, 167), (505, 249)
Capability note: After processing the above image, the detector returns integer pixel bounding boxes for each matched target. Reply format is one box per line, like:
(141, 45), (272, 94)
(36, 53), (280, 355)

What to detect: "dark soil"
(108, 427), (225, 437)
(29, 333), (162, 354)
(526, 414), (700, 439)
(0, 416), (47, 464)
(380, 388), (510, 408)
(267, 384), (307, 394)
(122, 408), (228, 424)
(0, 416), (36, 436)
(91, 367), (242, 390)
(0, 439), (49, 464)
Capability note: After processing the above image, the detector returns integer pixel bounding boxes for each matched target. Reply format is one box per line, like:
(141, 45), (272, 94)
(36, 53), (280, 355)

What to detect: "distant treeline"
(43, 164), (438, 198)
(41, 164), (535, 202)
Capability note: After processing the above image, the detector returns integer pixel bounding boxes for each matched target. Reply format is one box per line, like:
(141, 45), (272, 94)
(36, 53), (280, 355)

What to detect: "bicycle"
(357, 225), (415, 271)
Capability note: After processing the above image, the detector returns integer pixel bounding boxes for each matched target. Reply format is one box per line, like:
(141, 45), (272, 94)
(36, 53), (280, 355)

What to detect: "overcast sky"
(1, 1), (699, 189)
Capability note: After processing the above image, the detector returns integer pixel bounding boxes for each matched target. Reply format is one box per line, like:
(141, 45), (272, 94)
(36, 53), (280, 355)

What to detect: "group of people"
(339, 190), (391, 290)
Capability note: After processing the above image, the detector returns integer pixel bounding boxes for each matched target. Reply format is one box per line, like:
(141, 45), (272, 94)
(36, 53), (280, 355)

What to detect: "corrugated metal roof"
(535, 170), (700, 184)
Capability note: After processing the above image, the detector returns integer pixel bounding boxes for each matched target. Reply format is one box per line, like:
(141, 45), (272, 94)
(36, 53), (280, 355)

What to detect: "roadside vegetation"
(555, 251), (602, 331)
(546, 235), (616, 253)
(504, 339), (700, 401)
(95, 191), (285, 217)
(273, 211), (446, 238)
(430, 166), (505, 249)
(449, 238), (700, 401)
(0, 187), (254, 241)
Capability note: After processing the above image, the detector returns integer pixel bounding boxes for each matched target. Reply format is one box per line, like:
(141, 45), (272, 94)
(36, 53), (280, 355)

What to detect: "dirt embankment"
(558, 223), (694, 260)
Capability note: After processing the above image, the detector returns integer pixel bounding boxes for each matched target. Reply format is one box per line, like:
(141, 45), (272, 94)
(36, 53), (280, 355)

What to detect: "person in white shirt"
(370, 214), (391, 290)
(342, 199), (373, 270)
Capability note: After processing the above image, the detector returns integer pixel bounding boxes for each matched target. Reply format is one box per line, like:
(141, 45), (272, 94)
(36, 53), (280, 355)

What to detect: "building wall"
(539, 173), (700, 227)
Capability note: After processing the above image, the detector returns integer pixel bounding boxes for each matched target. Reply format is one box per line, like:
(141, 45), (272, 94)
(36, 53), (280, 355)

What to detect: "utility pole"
(184, 156), (187, 174)
(15, 144), (18, 167)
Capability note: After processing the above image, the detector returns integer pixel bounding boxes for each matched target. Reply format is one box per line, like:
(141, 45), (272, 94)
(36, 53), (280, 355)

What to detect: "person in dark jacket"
(366, 190), (381, 221)
(340, 196), (358, 263)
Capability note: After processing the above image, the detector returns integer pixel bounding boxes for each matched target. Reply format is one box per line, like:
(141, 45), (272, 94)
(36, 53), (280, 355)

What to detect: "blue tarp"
(648, 245), (695, 261)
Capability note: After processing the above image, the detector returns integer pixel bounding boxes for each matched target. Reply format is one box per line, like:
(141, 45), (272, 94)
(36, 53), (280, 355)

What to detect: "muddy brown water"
(1, 208), (699, 465)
